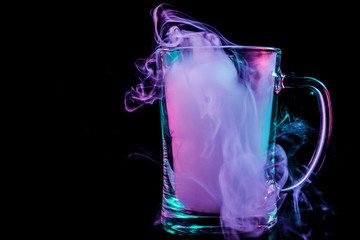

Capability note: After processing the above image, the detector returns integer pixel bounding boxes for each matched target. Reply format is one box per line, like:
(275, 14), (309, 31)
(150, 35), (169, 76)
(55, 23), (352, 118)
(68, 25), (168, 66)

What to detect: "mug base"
(161, 204), (277, 237)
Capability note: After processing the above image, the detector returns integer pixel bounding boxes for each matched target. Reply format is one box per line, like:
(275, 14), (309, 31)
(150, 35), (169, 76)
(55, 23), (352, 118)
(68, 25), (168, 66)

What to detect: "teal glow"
(163, 221), (220, 235)
(162, 49), (181, 66)
(167, 195), (185, 210)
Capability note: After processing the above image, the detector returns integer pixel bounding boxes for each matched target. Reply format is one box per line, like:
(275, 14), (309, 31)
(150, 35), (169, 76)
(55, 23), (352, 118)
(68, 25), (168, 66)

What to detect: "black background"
(53, 1), (354, 239)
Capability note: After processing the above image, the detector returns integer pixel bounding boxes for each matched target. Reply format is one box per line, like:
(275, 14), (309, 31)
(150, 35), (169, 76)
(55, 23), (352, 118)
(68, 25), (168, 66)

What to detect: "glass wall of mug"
(158, 46), (284, 236)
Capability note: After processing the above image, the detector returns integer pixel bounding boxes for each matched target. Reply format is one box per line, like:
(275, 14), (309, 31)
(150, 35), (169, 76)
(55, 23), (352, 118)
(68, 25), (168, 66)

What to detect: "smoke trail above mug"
(124, 3), (236, 112)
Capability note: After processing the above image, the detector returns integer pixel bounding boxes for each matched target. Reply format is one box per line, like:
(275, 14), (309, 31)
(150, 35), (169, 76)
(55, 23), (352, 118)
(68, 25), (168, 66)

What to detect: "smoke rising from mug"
(124, 4), (235, 112)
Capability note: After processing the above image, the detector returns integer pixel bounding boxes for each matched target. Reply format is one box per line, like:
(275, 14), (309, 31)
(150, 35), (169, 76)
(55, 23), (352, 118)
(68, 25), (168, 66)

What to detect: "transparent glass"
(157, 46), (332, 236)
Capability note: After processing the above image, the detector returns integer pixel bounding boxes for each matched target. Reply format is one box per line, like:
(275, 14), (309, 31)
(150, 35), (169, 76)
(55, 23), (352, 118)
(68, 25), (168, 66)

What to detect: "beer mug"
(157, 46), (332, 236)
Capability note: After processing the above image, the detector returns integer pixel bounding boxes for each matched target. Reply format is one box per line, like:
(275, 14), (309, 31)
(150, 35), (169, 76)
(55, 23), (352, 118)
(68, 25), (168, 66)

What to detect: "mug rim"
(158, 45), (281, 54)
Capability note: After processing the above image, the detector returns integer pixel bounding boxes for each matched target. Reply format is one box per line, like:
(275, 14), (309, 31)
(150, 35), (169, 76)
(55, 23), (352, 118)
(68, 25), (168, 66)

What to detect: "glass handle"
(280, 76), (333, 192)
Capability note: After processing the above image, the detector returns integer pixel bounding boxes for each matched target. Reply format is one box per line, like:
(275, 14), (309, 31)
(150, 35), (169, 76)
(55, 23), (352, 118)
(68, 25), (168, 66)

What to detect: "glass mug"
(157, 46), (332, 236)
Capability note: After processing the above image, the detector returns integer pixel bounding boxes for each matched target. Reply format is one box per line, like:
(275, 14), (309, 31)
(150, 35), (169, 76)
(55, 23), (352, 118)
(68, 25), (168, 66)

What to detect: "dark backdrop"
(54, 1), (352, 239)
